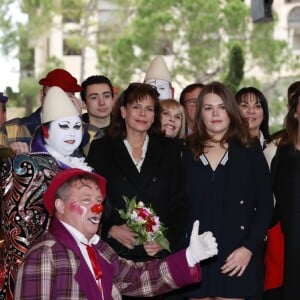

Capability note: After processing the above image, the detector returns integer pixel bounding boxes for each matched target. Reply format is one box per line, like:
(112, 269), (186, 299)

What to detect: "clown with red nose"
(15, 168), (218, 300)
(43, 168), (106, 242)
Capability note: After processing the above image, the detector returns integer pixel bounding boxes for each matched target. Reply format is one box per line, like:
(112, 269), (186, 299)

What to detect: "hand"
(221, 246), (252, 277)
(10, 142), (29, 155)
(108, 224), (137, 249)
(143, 241), (164, 256)
(186, 220), (218, 267)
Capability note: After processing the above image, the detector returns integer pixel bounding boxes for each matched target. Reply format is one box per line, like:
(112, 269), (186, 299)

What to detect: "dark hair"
(287, 81), (300, 106)
(179, 83), (205, 105)
(235, 86), (271, 141)
(108, 82), (162, 139)
(187, 81), (250, 159)
(80, 75), (114, 102)
(278, 89), (300, 147)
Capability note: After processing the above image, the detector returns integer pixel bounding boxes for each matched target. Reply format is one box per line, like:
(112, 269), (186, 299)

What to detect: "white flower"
(137, 201), (145, 207)
(152, 216), (160, 233)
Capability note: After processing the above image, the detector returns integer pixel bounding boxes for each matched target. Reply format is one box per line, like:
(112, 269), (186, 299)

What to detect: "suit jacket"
(182, 140), (274, 296)
(14, 218), (200, 300)
(87, 135), (186, 260)
(82, 113), (107, 156)
(0, 107), (41, 146)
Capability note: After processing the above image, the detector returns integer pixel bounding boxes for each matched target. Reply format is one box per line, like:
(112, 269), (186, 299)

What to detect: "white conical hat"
(144, 55), (171, 83)
(41, 86), (79, 124)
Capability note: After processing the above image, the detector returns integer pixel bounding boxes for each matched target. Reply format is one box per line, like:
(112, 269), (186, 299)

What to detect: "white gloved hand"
(186, 220), (218, 267)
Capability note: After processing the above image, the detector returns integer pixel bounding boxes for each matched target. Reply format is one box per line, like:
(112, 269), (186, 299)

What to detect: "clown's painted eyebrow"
(78, 184), (92, 190)
(73, 181), (101, 192)
(58, 121), (81, 129)
(75, 184), (103, 201)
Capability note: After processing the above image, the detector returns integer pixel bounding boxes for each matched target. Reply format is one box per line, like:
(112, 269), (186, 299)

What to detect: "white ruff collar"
(45, 145), (93, 172)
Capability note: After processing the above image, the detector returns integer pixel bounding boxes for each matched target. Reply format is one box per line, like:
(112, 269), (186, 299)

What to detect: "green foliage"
(61, 0), (84, 22)
(250, 17), (289, 73)
(5, 86), (19, 107)
(223, 44), (245, 94)
(18, 76), (40, 114)
(222, 0), (249, 36)
(39, 56), (65, 76)
(0, 0), (62, 113)
(96, 0), (291, 92)
(0, 0), (297, 122)
(97, 36), (136, 88)
(269, 96), (287, 131)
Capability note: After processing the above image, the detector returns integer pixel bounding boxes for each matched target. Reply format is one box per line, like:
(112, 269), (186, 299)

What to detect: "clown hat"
(41, 86), (79, 124)
(144, 56), (171, 83)
(39, 68), (81, 93)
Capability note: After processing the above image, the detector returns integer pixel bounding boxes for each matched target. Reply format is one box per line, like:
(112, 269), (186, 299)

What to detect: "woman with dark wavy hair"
(181, 81), (273, 300)
(235, 86), (271, 149)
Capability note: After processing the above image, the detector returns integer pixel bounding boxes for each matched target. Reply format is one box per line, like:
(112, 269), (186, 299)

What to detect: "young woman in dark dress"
(181, 81), (274, 300)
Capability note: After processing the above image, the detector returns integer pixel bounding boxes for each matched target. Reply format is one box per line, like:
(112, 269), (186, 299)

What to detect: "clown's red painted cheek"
(69, 201), (85, 216)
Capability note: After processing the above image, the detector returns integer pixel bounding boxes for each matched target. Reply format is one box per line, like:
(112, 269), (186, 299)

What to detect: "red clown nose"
(91, 203), (103, 214)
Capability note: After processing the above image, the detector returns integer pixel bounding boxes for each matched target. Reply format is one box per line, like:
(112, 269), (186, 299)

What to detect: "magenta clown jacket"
(14, 218), (201, 299)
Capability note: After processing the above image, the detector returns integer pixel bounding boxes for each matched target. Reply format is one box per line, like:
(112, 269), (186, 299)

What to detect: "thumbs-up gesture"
(186, 220), (218, 267)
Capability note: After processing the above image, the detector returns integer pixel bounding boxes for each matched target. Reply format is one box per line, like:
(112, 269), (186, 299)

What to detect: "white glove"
(186, 220), (218, 267)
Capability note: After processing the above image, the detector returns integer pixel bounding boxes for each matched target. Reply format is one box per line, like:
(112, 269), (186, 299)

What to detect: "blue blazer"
(183, 140), (274, 296)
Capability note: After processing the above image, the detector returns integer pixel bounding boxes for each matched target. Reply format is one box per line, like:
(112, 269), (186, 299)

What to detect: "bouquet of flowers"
(118, 196), (170, 252)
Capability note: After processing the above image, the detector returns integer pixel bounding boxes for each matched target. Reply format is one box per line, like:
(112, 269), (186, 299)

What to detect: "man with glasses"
(179, 83), (205, 136)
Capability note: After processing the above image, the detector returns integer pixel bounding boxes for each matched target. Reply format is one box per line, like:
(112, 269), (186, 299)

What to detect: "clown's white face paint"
(145, 79), (172, 100)
(45, 115), (82, 156)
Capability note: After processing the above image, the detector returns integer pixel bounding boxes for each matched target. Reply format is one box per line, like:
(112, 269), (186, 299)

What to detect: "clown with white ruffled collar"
(30, 86), (92, 171)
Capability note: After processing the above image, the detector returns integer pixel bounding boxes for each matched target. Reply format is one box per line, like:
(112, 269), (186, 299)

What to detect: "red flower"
(137, 207), (151, 218)
(145, 216), (156, 232)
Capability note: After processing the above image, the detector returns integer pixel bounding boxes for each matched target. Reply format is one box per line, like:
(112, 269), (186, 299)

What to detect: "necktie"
(82, 243), (103, 280)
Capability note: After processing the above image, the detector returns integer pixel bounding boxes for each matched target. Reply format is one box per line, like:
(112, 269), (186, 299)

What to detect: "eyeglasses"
(184, 98), (197, 107)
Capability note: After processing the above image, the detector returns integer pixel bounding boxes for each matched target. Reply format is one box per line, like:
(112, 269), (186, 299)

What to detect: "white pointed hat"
(41, 86), (79, 124)
(144, 55), (171, 83)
